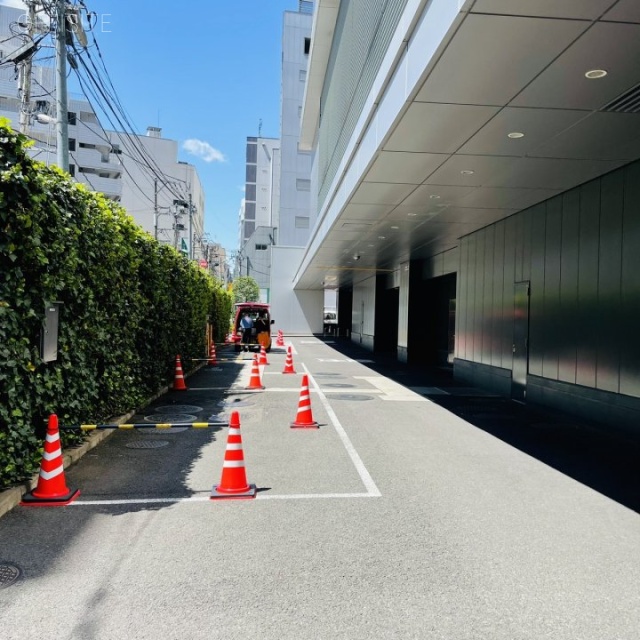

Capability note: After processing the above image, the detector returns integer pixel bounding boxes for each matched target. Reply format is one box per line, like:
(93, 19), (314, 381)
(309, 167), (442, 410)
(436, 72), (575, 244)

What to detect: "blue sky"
(8, 0), (300, 255)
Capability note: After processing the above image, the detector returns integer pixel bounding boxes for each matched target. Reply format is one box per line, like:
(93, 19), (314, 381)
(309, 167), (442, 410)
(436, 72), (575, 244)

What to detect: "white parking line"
(303, 364), (381, 497)
(72, 493), (378, 506)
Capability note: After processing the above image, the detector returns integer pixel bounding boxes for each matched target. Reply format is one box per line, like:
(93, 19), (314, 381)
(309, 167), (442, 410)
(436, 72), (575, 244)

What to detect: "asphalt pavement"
(0, 336), (639, 639)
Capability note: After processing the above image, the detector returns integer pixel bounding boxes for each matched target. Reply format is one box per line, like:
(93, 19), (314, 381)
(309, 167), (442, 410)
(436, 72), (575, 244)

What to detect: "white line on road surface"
(72, 493), (378, 506)
(302, 363), (381, 497)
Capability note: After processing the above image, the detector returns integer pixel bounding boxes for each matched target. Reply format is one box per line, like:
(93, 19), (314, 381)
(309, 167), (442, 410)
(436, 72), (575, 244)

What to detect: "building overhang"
(299, 0), (341, 151)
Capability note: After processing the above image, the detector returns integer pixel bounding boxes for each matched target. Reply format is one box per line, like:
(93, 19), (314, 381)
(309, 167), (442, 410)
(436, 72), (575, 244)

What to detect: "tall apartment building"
(238, 135), (280, 299)
(238, 1), (314, 309)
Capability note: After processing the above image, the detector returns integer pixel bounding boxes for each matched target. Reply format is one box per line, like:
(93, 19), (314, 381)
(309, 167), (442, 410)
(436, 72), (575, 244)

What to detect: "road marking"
(71, 493), (379, 506)
(353, 376), (429, 402)
(303, 364), (381, 497)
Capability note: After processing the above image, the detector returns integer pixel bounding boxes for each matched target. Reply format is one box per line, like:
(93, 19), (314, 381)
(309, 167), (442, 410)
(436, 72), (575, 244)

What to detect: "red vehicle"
(232, 302), (274, 352)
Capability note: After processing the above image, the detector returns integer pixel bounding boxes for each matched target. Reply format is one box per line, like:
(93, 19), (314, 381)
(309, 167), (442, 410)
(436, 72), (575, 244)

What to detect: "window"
(244, 221), (255, 237)
(68, 138), (76, 151)
(110, 144), (121, 155)
(296, 178), (311, 191)
(246, 142), (257, 163)
(79, 142), (96, 150)
(299, 70), (307, 82)
(244, 202), (256, 219)
(295, 217), (310, 229)
(68, 164), (75, 177)
(245, 184), (256, 201)
(246, 165), (256, 182)
(304, 38), (311, 55)
(80, 111), (98, 124)
(67, 111), (76, 125)
(255, 244), (267, 251)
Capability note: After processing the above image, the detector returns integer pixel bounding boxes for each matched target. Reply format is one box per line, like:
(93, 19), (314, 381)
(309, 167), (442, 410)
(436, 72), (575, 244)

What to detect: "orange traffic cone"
(291, 375), (319, 429)
(208, 342), (218, 366)
(211, 411), (256, 500)
(21, 414), (80, 506)
(282, 345), (296, 374)
(246, 355), (265, 390)
(173, 355), (187, 390)
(276, 330), (284, 347)
(259, 345), (269, 365)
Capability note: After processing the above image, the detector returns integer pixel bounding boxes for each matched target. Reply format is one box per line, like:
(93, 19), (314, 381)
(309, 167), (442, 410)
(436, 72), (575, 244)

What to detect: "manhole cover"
(154, 405), (202, 414)
(331, 394), (374, 401)
(125, 440), (170, 449)
(323, 383), (355, 388)
(0, 564), (22, 589)
(144, 414), (197, 424)
(218, 397), (254, 407)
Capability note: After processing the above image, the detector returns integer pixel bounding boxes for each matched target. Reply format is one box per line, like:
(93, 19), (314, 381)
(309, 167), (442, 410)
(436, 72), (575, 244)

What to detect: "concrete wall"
(271, 246), (323, 334)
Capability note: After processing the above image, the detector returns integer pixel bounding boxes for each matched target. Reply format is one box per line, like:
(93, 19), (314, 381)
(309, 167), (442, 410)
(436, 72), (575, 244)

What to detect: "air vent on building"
(602, 82), (640, 113)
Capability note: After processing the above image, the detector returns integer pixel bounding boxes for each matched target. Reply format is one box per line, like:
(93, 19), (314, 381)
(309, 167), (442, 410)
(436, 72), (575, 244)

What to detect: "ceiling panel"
(425, 154), (519, 186)
(458, 107), (589, 156)
(350, 181), (417, 205)
(602, 0), (640, 22)
(511, 22), (640, 109)
(415, 14), (589, 106)
(364, 151), (449, 184)
(470, 0), (616, 20)
(527, 112), (640, 161)
(399, 183), (477, 208)
(340, 203), (396, 220)
(383, 103), (500, 153)
(495, 156), (626, 190)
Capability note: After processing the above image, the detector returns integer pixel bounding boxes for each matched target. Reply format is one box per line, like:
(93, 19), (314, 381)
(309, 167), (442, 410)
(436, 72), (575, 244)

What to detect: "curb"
(0, 361), (208, 520)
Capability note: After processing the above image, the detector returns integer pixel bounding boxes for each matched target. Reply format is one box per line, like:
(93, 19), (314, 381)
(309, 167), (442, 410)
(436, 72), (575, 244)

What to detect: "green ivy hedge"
(0, 121), (233, 489)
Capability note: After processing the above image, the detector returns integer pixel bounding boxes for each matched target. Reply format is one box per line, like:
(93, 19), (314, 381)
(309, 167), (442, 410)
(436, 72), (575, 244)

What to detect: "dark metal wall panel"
(514, 211), (524, 283)
(467, 235), (478, 361)
(502, 217), (517, 370)
(596, 171), (624, 393)
(472, 232), (483, 362)
(492, 221), (506, 368)
(482, 225), (495, 365)
(542, 197), (562, 381)
(620, 163), (640, 398)
(457, 238), (468, 360)
(576, 181), (600, 388)
(521, 208), (533, 282)
(528, 203), (546, 377)
(558, 191), (580, 384)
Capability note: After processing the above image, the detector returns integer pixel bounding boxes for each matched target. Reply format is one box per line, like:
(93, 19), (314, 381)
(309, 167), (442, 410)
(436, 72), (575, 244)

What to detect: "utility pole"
(18, 1), (37, 134)
(154, 178), (158, 240)
(188, 191), (194, 260)
(55, 0), (69, 171)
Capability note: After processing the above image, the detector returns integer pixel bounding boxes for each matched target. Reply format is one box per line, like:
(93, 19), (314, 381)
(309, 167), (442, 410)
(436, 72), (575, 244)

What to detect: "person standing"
(240, 312), (254, 351)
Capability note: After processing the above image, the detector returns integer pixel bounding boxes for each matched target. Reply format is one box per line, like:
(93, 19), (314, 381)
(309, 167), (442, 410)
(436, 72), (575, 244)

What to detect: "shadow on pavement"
(321, 336), (640, 514)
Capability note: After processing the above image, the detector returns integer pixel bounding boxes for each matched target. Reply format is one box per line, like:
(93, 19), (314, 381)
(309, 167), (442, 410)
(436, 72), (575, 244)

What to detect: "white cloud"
(2, 1), (28, 8)
(182, 139), (226, 163)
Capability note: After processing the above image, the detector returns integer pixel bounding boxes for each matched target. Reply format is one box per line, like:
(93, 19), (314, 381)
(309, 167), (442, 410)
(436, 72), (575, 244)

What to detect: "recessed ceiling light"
(508, 132), (524, 139)
(378, 236), (386, 240)
(585, 69), (607, 79)
(460, 169), (474, 175)
(390, 225), (399, 229)
(407, 212), (417, 217)
(429, 194), (441, 199)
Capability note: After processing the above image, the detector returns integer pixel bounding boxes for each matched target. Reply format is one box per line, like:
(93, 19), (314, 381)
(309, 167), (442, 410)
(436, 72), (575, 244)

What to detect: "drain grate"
(330, 394), (375, 401)
(154, 405), (202, 414)
(144, 414), (197, 424)
(125, 440), (170, 449)
(323, 383), (355, 388)
(0, 563), (21, 589)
